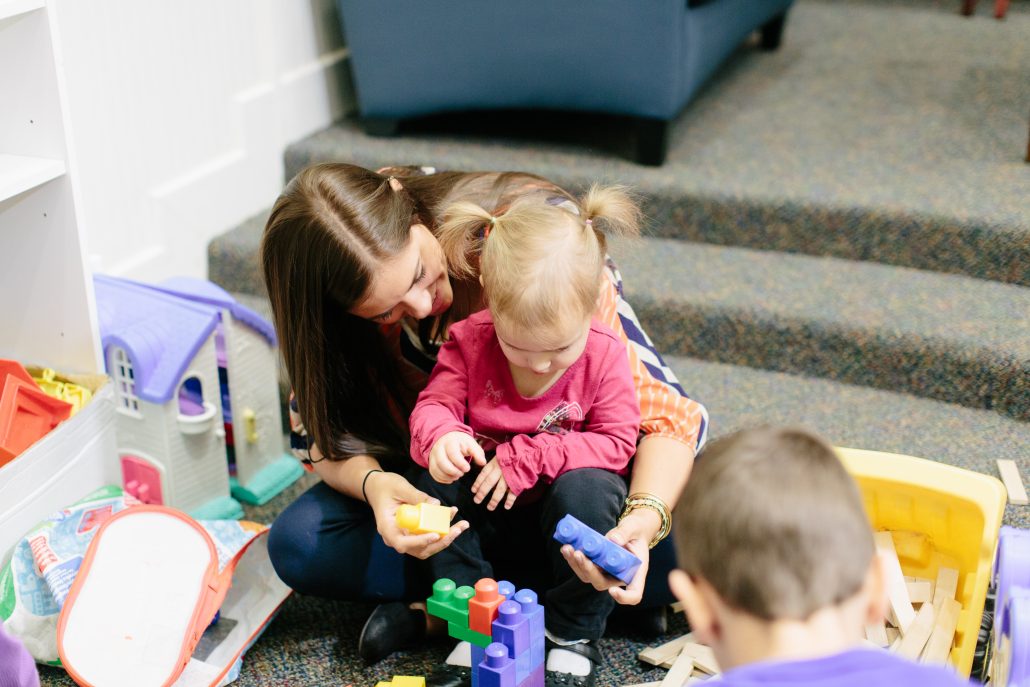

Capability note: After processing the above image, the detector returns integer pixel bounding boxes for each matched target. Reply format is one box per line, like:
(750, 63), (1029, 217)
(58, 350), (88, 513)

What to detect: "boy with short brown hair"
(668, 427), (970, 686)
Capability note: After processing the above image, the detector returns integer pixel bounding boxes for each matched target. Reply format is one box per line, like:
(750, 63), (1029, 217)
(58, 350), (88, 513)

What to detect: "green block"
(427, 580), (475, 626)
(448, 621), (492, 648)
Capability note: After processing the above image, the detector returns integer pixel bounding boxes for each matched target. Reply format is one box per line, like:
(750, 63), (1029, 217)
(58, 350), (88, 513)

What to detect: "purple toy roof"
(151, 277), (277, 347)
(94, 275), (221, 404)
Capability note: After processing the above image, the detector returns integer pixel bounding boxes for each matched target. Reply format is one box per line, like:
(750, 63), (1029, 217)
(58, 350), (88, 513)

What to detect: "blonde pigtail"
(437, 201), (496, 278)
(579, 184), (643, 242)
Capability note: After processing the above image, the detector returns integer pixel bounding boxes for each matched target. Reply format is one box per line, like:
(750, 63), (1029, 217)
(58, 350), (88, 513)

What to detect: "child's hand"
(429, 431), (486, 483)
(471, 457), (517, 511)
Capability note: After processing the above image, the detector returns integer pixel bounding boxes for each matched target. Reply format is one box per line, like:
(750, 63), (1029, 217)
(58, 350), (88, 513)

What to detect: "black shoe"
(357, 602), (425, 664)
(426, 664), (472, 687)
(544, 638), (602, 687)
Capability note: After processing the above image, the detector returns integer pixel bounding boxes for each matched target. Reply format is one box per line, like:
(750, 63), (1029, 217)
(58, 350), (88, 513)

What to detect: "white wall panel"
(48, 0), (350, 282)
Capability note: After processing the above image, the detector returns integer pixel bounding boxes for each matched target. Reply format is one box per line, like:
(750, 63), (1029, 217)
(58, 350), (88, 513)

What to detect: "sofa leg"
(634, 118), (669, 166)
(760, 12), (787, 51)
(362, 117), (400, 137)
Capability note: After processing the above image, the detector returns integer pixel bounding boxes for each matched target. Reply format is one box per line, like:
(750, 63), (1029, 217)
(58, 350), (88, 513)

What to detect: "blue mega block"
(517, 664), (545, 687)
(492, 600), (530, 658)
(553, 513), (641, 585)
(498, 579), (516, 598)
(472, 643), (487, 687)
(513, 589), (545, 668)
(516, 648), (533, 683)
(479, 642), (516, 687)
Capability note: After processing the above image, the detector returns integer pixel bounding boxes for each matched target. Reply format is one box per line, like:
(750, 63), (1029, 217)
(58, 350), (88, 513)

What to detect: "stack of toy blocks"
(553, 514), (642, 585)
(427, 577), (545, 687)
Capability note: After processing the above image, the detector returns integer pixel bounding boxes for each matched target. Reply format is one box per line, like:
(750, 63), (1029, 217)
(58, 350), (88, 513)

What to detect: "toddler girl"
(408, 186), (642, 683)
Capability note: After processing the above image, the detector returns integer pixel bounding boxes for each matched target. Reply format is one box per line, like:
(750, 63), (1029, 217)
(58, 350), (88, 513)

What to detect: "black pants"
(413, 467), (626, 641)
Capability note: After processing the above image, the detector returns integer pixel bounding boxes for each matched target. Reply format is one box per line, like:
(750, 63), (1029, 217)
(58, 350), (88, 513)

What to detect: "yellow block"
(377, 678), (425, 687)
(836, 447), (1006, 677)
(395, 503), (452, 536)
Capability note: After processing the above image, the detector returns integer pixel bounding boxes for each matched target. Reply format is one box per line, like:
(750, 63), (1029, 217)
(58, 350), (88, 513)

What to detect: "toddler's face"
(495, 316), (591, 376)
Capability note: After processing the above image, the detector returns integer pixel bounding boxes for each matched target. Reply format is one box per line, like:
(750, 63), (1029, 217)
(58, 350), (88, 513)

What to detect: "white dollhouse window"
(177, 374), (218, 434)
(110, 347), (141, 418)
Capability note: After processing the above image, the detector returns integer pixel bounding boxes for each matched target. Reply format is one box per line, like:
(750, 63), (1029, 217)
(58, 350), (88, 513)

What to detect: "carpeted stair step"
(611, 237), (1030, 421)
(667, 355), (1028, 529)
(281, 120), (1030, 288)
(209, 223), (1029, 422)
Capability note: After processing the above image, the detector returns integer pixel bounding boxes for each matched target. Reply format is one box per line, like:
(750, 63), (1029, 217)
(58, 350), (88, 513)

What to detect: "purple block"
(492, 600), (530, 658)
(1001, 588), (1030, 685)
(517, 664), (545, 687)
(553, 514), (641, 585)
(472, 643), (486, 687)
(513, 589), (545, 666)
(498, 579), (516, 598)
(479, 642), (515, 687)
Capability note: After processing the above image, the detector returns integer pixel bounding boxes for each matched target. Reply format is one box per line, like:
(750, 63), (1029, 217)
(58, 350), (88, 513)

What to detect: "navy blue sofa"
(337, 0), (794, 165)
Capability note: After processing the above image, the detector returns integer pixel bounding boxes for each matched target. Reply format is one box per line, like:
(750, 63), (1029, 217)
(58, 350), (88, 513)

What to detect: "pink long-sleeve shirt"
(409, 310), (641, 496)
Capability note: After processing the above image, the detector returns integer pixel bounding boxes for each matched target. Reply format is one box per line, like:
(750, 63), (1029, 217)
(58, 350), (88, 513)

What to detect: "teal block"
(449, 620), (492, 647)
(189, 495), (244, 520)
(230, 454), (304, 505)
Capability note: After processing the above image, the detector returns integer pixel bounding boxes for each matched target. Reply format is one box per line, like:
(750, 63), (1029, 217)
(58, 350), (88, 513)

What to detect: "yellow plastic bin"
(836, 448), (1007, 676)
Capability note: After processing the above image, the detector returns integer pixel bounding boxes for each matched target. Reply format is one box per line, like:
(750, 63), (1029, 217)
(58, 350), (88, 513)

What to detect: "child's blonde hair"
(438, 185), (641, 337)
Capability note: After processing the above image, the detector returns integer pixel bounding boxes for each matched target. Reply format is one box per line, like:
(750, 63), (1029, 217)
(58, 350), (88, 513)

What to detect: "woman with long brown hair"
(260, 163), (708, 684)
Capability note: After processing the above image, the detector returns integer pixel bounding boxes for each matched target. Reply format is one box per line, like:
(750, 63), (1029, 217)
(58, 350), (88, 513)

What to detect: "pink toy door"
(120, 455), (164, 505)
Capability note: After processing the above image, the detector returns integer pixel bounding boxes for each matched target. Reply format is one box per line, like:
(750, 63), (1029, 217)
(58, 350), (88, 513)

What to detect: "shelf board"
(0, 153), (65, 202)
(0, 0), (43, 23)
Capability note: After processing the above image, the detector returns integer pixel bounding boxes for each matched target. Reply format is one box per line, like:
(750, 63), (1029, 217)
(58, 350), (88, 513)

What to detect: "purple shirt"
(708, 648), (971, 687)
(0, 624), (39, 687)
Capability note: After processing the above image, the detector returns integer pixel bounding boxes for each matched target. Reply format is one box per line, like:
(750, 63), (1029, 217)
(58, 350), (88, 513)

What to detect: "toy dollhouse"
(93, 275), (301, 520)
(148, 276), (302, 504)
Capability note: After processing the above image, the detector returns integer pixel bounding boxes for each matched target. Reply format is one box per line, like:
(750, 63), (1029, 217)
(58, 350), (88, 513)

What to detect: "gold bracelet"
(618, 492), (672, 549)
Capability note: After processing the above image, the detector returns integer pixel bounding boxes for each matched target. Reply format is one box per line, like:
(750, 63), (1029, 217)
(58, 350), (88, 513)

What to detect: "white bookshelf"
(0, 0), (43, 23)
(0, 2), (101, 373)
(0, 0), (112, 563)
(0, 153), (64, 201)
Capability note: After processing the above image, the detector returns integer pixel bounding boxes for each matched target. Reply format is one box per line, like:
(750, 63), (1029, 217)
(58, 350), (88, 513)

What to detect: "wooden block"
(639, 633), (695, 666)
(874, 531), (916, 634)
(932, 567), (960, 609)
(921, 598), (961, 664)
(675, 643), (720, 675)
(865, 621), (890, 647)
(670, 601), (684, 613)
(889, 634), (903, 652)
(660, 649), (695, 687)
(905, 576), (935, 600)
(998, 459), (1029, 505)
(905, 579), (933, 604)
(886, 627), (900, 644)
(895, 602), (937, 660)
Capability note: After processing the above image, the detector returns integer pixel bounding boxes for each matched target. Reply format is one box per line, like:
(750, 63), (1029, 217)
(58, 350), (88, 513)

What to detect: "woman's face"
(350, 224), (453, 325)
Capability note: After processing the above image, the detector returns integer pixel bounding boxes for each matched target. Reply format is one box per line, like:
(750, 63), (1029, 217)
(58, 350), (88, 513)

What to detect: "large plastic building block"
(553, 514), (641, 585)
(993, 527), (1030, 686)
(0, 373), (73, 467)
(514, 589), (545, 669)
(479, 643), (516, 687)
(517, 665), (544, 687)
(492, 600), (530, 658)
(470, 578), (507, 635)
(427, 578), (475, 626)
(396, 502), (453, 536)
(376, 678), (426, 687)
(472, 643), (486, 687)
(448, 620), (493, 647)
(498, 580), (515, 598)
